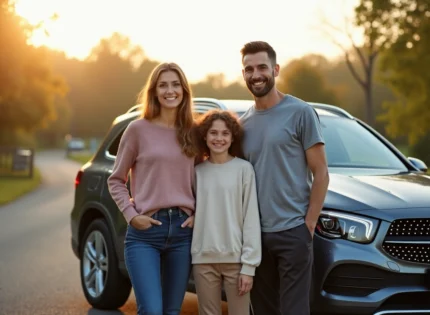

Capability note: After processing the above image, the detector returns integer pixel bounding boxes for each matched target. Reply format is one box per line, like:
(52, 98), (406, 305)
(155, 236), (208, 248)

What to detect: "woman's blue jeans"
(125, 207), (193, 315)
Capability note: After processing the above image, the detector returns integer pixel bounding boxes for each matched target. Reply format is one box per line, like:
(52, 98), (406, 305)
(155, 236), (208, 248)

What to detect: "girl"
(108, 62), (197, 315)
(192, 110), (261, 315)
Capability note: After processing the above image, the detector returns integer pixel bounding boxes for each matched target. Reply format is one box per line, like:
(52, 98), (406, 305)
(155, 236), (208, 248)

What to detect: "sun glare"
(13, 0), (361, 82)
(15, 0), (111, 59)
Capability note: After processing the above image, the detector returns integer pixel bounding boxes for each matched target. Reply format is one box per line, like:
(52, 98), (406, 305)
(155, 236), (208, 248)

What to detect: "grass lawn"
(0, 168), (42, 205)
(67, 152), (94, 165)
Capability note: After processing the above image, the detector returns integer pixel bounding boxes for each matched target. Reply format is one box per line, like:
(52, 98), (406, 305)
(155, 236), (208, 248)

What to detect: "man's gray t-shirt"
(240, 95), (325, 233)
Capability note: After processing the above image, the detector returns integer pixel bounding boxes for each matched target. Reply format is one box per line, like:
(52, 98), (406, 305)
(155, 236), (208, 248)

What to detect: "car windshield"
(321, 116), (407, 171)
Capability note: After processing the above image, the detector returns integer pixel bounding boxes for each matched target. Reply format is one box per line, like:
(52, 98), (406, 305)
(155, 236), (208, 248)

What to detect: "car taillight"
(75, 170), (83, 187)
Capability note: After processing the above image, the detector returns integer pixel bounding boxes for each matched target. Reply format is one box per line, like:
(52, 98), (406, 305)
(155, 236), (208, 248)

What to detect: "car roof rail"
(126, 98), (224, 113)
(310, 102), (354, 119)
(126, 104), (142, 113)
(125, 100), (354, 119)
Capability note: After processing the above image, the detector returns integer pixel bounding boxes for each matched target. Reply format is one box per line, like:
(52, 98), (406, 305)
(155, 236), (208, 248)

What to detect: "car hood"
(324, 170), (430, 212)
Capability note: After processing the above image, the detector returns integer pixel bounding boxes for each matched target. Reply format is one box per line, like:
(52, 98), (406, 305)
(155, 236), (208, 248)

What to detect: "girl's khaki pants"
(193, 263), (250, 315)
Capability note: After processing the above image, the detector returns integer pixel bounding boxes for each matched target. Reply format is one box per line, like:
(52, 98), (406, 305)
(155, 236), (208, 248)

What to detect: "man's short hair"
(240, 41), (277, 65)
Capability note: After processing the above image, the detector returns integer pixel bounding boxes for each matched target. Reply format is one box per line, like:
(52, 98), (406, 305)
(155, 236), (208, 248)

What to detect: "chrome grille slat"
(386, 218), (430, 237)
(383, 218), (430, 264)
(384, 240), (430, 244)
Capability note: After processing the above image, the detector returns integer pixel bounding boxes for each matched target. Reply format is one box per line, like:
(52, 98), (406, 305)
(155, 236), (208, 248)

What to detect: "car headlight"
(316, 210), (380, 244)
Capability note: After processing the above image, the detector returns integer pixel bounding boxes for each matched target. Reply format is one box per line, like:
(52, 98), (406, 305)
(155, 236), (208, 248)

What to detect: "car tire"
(79, 218), (131, 309)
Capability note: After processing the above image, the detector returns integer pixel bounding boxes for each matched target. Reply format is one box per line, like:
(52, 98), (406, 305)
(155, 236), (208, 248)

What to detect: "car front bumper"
(312, 220), (430, 314)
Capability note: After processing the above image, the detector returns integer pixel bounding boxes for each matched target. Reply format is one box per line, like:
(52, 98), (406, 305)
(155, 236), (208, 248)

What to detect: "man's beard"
(246, 71), (275, 98)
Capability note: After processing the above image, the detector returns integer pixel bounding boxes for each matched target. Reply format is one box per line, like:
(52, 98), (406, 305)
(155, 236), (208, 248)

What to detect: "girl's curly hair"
(195, 109), (244, 159)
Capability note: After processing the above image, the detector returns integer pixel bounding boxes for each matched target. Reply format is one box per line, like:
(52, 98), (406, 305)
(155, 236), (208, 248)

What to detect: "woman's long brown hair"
(137, 62), (197, 157)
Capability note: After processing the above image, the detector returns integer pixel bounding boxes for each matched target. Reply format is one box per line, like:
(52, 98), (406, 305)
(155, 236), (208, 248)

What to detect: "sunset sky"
(15, 0), (362, 83)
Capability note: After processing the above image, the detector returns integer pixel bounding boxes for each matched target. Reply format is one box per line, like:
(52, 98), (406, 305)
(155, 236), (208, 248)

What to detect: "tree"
(88, 32), (146, 68)
(59, 33), (158, 137)
(319, 0), (399, 125)
(36, 97), (71, 147)
(0, 0), (67, 145)
(277, 56), (339, 105)
(376, 0), (430, 145)
(192, 73), (250, 99)
(323, 52), (397, 132)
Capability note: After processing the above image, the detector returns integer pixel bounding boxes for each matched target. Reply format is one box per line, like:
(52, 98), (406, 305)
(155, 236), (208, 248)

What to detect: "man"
(239, 41), (330, 315)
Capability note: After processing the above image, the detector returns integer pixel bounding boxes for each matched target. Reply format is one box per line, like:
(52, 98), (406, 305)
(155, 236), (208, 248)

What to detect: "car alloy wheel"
(82, 230), (108, 298)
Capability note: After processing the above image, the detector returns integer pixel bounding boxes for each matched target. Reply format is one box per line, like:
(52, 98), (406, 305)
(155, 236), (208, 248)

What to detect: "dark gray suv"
(71, 98), (430, 314)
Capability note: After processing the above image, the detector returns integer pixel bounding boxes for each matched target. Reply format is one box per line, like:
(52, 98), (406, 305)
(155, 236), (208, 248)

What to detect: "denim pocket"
(180, 213), (194, 229)
(129, 223), (153, 232)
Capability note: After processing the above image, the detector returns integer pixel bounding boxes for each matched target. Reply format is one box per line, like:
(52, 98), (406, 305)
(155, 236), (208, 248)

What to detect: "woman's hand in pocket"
(130, 215), (162, 230)
(181, 215), (194, 228)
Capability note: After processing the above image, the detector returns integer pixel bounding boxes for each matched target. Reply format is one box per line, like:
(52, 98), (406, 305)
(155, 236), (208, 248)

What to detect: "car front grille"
(382, 218), (430, 264)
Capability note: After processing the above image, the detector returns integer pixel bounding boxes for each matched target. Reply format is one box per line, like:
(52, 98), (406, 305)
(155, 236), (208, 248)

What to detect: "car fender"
(77, 201), (123, 261)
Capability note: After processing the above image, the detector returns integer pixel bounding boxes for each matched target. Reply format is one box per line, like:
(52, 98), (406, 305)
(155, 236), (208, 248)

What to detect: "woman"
(192, 110), (261, 315)
(108, 62), (197, 315)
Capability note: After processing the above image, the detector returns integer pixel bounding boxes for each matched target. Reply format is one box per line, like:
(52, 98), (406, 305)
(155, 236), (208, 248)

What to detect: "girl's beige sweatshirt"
(191, 157), (261, 276)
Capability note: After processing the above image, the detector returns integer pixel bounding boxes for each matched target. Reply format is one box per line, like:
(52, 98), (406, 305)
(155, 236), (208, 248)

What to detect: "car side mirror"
(408, 157), (428, 172)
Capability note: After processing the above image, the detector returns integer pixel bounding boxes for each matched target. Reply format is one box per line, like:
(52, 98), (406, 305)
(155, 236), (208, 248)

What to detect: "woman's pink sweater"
(107, 118), (195, 223)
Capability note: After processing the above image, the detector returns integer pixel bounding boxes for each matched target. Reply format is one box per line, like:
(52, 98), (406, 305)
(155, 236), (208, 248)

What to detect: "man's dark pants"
(251, 223), (313, 315)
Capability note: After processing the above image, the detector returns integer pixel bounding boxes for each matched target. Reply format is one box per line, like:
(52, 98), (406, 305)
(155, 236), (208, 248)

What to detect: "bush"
(410, 133), (430, 167)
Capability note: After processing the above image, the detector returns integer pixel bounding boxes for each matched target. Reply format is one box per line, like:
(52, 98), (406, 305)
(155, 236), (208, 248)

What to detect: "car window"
(321, 117), (407, 171)
(107, 129), (125, 157)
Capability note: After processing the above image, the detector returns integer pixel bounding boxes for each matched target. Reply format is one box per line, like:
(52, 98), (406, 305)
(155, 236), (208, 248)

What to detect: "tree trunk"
(365, 82), (373, 126)
(365, 55), (375, 126)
